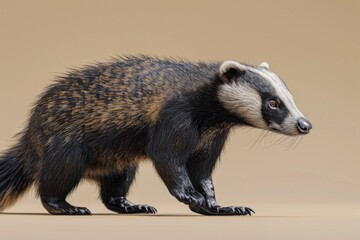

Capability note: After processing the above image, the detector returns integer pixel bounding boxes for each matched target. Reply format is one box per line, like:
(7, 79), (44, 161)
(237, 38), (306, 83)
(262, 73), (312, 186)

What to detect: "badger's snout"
(297, 118), (312, 134)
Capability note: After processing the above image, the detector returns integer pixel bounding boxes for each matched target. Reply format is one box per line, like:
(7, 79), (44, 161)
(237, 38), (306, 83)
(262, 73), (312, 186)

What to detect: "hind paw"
(42, 199), (92, 215)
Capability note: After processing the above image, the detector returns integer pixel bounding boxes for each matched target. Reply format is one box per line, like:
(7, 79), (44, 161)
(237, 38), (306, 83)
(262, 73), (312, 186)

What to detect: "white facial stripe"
(218, 82), (267, 129)
(247, 67), (304, 119)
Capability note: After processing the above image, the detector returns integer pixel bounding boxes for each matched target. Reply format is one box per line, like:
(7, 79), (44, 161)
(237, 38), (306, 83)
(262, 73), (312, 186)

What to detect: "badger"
(0, 56), (312, 215)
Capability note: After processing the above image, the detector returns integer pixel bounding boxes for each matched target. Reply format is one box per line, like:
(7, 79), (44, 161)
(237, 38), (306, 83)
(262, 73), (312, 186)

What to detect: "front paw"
(105, 197), (157, 214)
(190, 205), (255, 216)
(171, 188), (205, 207)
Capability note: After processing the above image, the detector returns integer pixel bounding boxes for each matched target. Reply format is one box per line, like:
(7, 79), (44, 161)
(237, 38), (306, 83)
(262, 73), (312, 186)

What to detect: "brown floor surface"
(1, 204), (359, 240)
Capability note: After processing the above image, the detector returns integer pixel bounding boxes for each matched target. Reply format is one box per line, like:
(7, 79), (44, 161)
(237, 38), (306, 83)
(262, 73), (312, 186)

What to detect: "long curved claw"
(190, 205), (255, 216)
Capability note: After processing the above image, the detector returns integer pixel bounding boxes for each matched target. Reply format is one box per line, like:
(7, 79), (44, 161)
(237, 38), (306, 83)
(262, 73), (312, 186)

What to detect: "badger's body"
(0, 56), (311, 215)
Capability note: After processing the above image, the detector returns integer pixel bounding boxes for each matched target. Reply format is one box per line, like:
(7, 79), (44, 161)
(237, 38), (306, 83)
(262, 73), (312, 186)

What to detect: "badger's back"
(31, 56), (219, 132)
(22, 56), (221, 175)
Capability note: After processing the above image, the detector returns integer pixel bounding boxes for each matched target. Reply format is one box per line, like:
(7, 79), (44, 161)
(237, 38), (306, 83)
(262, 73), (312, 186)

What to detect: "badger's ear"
(219, 60), (247, 82)
(259, 61), (269, 70)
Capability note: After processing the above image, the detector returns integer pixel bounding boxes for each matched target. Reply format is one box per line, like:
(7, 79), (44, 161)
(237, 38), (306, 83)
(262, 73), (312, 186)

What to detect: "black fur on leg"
(99, 166), (157, 214)
(187, 128), (255, 216)
(187, 128), (229, 207)
(100, 166), (137, 200)
(38, 136), (91, 215)
(147, 107), (205, 208)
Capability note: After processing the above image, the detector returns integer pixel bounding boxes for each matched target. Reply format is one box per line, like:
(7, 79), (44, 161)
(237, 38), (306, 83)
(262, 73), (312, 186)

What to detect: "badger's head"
(218, 60), (312, 136)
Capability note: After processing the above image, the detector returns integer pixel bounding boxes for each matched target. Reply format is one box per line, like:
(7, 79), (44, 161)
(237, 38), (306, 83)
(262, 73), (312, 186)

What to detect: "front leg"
(147, 111), (206, 209)
(189, 177), (254, 216)
(187, 128), (255, 216)
(154, 163), (206, 208)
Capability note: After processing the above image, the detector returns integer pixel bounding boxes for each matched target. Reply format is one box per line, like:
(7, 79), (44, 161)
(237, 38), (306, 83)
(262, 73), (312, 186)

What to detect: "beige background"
(0, 0), (359, 239)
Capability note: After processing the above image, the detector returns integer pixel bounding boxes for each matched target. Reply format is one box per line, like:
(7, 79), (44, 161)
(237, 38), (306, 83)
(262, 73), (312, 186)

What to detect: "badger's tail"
(0, 134), (36, 211)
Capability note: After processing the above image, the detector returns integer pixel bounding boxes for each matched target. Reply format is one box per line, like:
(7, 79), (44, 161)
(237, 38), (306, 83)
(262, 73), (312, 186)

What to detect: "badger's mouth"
(269, 118), (312, 136)
(268, 125), (294, 136)
(269, 126), (299, 136)
(269, 126), (281, 134)
(268, 122), (283, 134)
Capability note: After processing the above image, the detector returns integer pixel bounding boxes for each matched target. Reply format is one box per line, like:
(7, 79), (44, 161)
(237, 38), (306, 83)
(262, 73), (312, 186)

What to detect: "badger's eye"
(269, 100), (279, 109)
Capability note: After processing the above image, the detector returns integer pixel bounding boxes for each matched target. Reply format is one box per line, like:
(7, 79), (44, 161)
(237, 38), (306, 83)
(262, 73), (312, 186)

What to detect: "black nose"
(297, 118), (312, 134)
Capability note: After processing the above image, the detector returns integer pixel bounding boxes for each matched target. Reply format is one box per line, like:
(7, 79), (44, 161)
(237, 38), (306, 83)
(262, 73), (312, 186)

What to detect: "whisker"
(249, 129), (304, 151)
(282, 135), (295, 151)
(276, 135), (289, 145)
(263, 130), (273, 149)
(258, 130), (268, 149)
(263, 131), (279, 149)
(292, 136), (303, 149)
(250, 130), (264, 150)
(285, 135), (302, 151)
(250, 130), (272, 150)
(289, 137), (297, 150)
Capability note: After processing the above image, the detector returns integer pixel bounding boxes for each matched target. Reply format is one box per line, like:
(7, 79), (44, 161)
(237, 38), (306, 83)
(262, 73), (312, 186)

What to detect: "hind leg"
(39, 141), (91, 215)
(99, 165), (157, 214)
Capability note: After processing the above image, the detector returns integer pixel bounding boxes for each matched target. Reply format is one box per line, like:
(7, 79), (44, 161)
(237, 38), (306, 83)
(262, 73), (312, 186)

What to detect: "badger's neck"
(185, 77), (248, 131)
